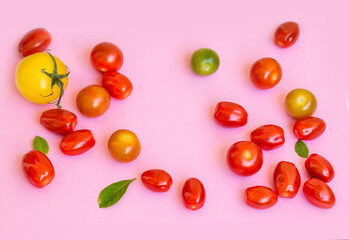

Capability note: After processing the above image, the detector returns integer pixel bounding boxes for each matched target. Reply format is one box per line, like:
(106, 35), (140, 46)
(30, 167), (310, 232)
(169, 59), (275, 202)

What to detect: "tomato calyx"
(40, 50), (70, 108)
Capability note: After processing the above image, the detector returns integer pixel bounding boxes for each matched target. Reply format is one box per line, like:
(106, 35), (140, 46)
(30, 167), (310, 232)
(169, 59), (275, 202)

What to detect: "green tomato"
(191, 48), (220, 76)
(285, 89), (317, 119)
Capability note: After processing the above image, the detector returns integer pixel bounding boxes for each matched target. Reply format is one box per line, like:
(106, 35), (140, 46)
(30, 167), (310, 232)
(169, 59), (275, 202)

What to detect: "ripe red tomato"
(214, 101), (248, 127)
(18, 28), (52, 57)
(273, 161), (301, 198)
(101, 72), (133, 100)
(275, 21), (300, 48)
(76, 85), (111, 118)
(305, 154), (334, 182)
(293, 117), (326, 140)
(303, 178), (335, 209)
(60, 129), (95, 155)
(90, 42), (124, 73)
(250, 124), (285, 150)
(22, 150), (55, 188)
(40, 109), (77, 135)
(108, 129), (141, 163)
(250, 58), (282, 89)
(141, 169), (173, 192)
(245, 186), (278, 209)
(227, 141), (263, 176)
(182, 178), (206, 210)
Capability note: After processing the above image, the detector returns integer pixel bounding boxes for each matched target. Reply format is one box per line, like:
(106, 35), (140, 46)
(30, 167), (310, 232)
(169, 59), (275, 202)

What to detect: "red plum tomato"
(18, 28), (52, 57)
(275, 21), (300, 48)
(250, 124), (285, 150)
(303, 178), (335, 209)
(141, 169), (173, 192)
(214, 101), (248, 127)
(182, 178), (206, 210)
(40, 109), (77, 135)
(101, 72), (133, 100)
(273, 161), (301, 198)
(245, 186), (278, 209)
(22, 150), (55, 188)
(60, 129), (95, 156)
(305, 154), (334, 182)
(293, 117), (326, 140)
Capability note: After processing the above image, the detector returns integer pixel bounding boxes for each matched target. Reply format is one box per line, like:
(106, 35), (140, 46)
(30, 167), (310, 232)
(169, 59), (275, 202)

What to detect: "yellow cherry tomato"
(15, 52), (69, 108)
(285, 88), (317, 119)
(108, 129), (141, 163)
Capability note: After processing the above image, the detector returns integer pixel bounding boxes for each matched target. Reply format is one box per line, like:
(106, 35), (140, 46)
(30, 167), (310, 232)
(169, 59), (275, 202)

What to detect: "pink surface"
(1, 0), (349, 239)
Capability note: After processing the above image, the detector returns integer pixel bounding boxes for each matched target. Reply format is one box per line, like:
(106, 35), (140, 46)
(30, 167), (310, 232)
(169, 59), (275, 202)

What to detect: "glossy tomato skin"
(60, 129), (95, 156)
(245, 186), (278, 209)
(275, 22), (300, 48)
(22, 150), (55, 188)
(191, 48), (220, 76)
(250, 124), (285, 150)
(305, 154), (334, 182)
(141, 169), (173, 192)
(108, 129), (141, 162)
(285, 89), (317, 119)
(293, 117), (326, 140)
(273, 161), (301, 198)
(182, 178), (206, 210)
(18, 28), (52, 57)
(40, 109), (77, 135)
(76, 85), (111, 118)
(90, 42), (124, 73)
(101, 72), (133, 100)
(250, 58), (282, 89)
(214, 101), (248, 127)
(227, 141), (263, 176)
(303, 178), (335, 209)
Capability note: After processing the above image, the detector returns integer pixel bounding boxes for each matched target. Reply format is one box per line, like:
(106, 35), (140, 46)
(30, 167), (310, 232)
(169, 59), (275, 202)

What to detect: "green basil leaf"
(98, 178), (136, 208)
(33, 136), (49, 155)
(295, 139), (309, 158)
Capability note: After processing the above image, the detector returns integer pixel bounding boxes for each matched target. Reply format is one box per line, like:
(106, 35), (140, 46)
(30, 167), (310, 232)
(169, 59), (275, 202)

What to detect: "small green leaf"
(295, 139), (309, 158)
(33, 136), (49, 155)
(98, 178), (136, 208)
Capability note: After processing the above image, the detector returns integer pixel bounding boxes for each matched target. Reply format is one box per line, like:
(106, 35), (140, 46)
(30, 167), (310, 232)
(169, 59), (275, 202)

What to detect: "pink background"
(1, 0), (349, 239)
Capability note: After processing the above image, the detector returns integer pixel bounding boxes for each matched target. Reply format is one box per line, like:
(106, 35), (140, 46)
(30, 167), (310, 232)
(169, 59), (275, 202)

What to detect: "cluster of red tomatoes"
(18, 22), (335, 211)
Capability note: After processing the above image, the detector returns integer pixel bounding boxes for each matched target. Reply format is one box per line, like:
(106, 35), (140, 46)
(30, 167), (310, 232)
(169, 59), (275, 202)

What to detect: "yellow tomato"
(15, 52), (69, 106)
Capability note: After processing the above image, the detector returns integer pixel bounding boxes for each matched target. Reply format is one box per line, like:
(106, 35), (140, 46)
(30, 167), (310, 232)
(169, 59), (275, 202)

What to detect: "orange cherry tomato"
(303, 178), (335, 209)
(40, 108), (77, 135)
(101, 72), (133, 100)
(250, 124), (285, 150)
(214, 101), (248, 127)
(141, 169), (173, 192)
(293, 117), (326, 140)
(182, 178), (206, 210)
(226, 141), (263, 176)
(285, 89), (317, 119)
(275, 21), (300, 48)
(108, 129), (141, 162)
(273, 161), (301, 198)
(76, 85), (111, 118)
(90, 42), (124, 73)
(18, 28), (52, 57)
(22, 150), (55, 188)
(305, 154), (334, 183)
(245, 186), (278, 209)
(60, 129), (95, 156)
(250, 57), (282, 89)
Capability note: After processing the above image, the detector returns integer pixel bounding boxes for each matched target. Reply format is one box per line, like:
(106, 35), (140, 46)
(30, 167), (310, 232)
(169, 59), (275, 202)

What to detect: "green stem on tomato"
(40, 50), (70, 109)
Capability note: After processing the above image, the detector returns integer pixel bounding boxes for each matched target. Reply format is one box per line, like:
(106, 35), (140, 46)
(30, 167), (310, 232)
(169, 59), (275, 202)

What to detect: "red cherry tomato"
(303, 178), (335, 209)
(250, 58), (282, 89)
(273, 161), (301, 198)
(60, 129), (95, 156)
(22, 150), (55, 188)
(141, 169), (173, 192)
(226, 141), (263, 176)
(245, 186), (278, 209)
(275, 21), (300, 48)
(76, 85), (111, 118)
(250, 124), (285, 150)
(214, 101), (248, 127)
(40, 109), (77, 135)
(182, 178), (206, 210)
(18, 28), (52, 57)
(293, 117), (326, 140)
(101, 72), (133, 100)
(305, 154), (334, 182)
(90, 42), (124, 73)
